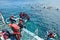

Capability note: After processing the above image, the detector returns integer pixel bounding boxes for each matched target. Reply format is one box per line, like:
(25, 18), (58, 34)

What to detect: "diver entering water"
(9, 15), (16, 24)
(19, 12), (30, 21)
(23, 12), (30, 20)
(9, 23), (20, 40)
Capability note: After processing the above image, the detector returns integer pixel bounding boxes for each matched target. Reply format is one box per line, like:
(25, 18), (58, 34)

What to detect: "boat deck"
(0, 24), (44, 40)
(0, 14), (44, 40)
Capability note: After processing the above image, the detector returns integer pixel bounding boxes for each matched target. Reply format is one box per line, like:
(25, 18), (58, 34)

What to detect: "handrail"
(0, 13), (5, 26)
(23, 28), (44, 40)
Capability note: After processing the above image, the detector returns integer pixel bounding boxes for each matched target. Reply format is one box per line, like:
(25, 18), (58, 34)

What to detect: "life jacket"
(9, 24), (20, 32)
(12, 24), (20, 30)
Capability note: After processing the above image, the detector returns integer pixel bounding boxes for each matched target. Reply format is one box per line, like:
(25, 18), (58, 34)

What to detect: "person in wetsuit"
(9, 15), (16, 24)
(18, 18), (24, 32)
(19, 12), (30, 21)
(9, 23), (20, 40)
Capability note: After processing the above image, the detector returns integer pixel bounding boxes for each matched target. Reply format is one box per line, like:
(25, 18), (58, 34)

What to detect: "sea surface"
(0, 0), (60, 40)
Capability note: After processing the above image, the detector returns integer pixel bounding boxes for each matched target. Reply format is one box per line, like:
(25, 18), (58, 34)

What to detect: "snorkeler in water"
(47, 32), (55, 40)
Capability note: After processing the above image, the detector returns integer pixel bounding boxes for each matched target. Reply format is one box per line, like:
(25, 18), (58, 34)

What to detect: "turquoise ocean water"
(0, 0), (60, 40)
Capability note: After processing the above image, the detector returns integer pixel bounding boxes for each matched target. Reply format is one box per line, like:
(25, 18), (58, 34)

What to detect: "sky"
(0, 0), (60, 8)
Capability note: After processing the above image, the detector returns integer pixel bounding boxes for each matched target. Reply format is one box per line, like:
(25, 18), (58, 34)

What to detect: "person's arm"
(12, 19), (16, 22)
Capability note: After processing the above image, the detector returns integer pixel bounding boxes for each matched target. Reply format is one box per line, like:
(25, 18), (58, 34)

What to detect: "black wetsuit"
(18, 23), (23, 29)
(9, 18), (16, 24)
(18, 23), (26, 32)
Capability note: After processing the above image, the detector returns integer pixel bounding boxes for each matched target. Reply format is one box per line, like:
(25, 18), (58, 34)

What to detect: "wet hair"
(10, 15), (14, 18)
